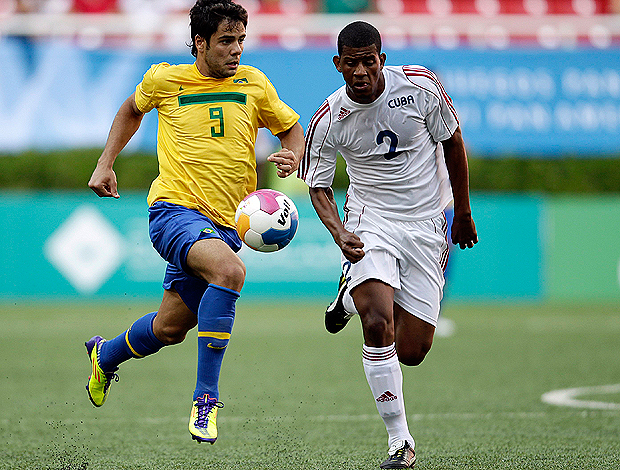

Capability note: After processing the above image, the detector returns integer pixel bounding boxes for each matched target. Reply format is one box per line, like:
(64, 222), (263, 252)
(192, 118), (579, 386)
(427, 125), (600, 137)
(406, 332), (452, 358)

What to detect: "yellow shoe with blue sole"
(189, 394), (224, 443)
(85, 335), (118, 407)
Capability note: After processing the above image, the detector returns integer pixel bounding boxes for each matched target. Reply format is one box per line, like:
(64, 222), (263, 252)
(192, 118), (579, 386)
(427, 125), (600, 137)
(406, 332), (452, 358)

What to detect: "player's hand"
(451, 213), (477, 249)
(338, 231), (365, 263)
(268, 148), (298, 178)
(88, 166), (120, 198)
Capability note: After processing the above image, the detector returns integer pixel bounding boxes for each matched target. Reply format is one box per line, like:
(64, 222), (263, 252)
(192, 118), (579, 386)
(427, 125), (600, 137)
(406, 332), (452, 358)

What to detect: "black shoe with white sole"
(324, 273), (354, 334)
(380, 440), (416, 469)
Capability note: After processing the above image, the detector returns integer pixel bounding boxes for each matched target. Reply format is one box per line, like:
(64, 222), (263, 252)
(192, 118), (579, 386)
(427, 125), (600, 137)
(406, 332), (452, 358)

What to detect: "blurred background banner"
(2, 191), (620, 302)
(0, 41), (619, 156)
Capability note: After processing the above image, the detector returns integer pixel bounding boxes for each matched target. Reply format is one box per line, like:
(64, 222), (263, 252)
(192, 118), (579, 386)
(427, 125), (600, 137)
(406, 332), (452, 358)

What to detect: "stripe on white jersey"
(402, 66), (458, 122)
(300, 100), (330, 181)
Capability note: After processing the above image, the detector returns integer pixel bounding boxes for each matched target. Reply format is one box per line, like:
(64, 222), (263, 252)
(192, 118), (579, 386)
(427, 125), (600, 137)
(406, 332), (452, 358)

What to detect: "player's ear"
(195, 35), (206, 53)
(379, 52), (386, 68)
(333, 55), (342, 72)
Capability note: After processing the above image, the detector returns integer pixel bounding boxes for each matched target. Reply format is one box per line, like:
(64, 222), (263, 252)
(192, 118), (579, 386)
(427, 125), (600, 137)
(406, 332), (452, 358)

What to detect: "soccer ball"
(234, 189), (299, 252)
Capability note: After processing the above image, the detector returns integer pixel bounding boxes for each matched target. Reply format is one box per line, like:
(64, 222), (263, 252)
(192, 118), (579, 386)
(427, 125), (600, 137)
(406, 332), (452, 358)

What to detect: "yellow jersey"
(135, 62), (300, 228)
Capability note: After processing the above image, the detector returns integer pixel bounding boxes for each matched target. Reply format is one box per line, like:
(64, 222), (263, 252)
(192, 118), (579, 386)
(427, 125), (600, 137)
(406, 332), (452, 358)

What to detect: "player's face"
(333, 44), (386, 104)
(196, 20), (246, 79)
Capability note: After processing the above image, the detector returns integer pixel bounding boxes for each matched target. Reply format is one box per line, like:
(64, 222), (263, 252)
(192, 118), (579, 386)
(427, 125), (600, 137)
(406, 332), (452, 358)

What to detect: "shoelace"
(106, 372), (120, 382)
(103, 372), (119, 392)
(387, 441), (412, 462)
(195, 398), (224, 427)
(388, 447), (407, 461)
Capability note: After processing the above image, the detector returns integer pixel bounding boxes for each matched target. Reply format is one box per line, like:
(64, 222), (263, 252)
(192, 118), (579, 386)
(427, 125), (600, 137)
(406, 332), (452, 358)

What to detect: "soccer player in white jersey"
(299, 21), (477, 469)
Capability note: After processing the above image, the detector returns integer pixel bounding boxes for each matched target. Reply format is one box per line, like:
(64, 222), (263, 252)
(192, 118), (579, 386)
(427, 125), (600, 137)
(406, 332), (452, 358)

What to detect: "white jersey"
(300, 65), (459, 221)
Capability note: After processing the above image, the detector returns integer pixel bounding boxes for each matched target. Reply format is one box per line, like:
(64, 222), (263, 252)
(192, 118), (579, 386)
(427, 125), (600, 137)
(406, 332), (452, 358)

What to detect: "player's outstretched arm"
(88, 94), (145, 198)
(442, 126), (478, 249)
(269, 122), (305, 178)
(309, 186), (365, 263)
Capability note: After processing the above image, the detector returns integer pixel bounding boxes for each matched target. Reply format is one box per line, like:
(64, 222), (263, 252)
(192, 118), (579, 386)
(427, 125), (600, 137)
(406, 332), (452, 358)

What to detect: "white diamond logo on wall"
(44, 205), (125, 295)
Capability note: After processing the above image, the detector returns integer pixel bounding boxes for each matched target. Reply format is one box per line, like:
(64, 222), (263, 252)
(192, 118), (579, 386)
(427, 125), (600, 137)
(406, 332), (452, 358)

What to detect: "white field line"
(541, 383), (620, 410)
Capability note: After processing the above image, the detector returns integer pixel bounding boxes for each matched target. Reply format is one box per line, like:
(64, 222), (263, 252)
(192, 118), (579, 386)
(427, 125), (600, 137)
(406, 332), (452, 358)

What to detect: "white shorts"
(342, 202), (449, 327)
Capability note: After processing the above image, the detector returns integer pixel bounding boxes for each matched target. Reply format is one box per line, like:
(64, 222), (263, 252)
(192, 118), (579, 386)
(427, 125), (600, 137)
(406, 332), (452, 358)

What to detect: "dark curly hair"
(189, 0), (248, 57)
(337, 21), (382, 55)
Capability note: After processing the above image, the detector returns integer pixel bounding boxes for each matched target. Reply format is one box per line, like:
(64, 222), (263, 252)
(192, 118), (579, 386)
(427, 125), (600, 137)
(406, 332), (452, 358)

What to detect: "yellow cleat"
(85, 336), (118, 407)
(189, 394), (224, 443)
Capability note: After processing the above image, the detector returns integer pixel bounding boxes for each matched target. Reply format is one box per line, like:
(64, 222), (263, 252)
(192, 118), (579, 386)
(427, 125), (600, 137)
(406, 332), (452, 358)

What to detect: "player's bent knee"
(398, 342), (432, 367)
(399, 352), (426, 367)
(154, 323), (189, 345)
(192, 256), (246, 292)
(157, 330), (187, 346)
(212, 260), (246, 292)
(362, 315), (393, 344)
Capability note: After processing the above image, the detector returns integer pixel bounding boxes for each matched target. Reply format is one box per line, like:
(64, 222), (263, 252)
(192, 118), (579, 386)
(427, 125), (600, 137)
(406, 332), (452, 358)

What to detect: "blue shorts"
(148, 201), (242, 314)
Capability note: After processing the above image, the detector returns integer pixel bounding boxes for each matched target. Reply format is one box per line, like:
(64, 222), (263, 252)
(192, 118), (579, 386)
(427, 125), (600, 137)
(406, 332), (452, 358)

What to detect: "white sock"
(343, 290), (358, 315)
(362, 343), (414, 449)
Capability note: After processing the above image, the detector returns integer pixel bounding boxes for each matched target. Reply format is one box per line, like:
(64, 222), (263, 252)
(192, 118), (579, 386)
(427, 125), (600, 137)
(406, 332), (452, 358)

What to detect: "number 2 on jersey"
(376, 130), (401, 160)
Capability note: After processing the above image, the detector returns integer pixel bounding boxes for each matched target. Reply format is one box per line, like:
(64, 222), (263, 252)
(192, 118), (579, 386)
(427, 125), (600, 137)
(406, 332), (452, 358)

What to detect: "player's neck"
(195, 59), (213, 78)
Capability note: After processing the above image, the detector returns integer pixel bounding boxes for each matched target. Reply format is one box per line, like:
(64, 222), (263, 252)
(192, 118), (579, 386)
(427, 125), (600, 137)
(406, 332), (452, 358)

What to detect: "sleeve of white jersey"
(298, 100), (338, 188)
(423, 70), (459, 142)
(404, 66), (459, 143)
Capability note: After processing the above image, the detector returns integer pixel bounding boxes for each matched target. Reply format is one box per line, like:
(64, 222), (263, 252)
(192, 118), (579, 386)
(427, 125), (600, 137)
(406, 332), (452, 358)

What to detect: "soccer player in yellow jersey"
(85, 0), (304, 444)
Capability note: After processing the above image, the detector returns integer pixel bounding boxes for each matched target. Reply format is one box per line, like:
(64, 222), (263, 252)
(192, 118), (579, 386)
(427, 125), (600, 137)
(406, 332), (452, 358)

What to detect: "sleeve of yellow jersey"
(257, 74), (300, 136)
(134, 62), (170, 113)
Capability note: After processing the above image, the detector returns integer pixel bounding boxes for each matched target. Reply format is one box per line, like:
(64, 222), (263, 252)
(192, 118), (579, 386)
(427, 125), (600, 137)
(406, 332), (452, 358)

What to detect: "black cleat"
(380, 440), (416, 469)
(324, 273), (354, 334)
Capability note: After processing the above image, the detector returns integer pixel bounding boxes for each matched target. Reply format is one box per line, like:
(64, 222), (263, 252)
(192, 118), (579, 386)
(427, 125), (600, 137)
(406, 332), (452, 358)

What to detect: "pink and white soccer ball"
(234, 189), (299, 252)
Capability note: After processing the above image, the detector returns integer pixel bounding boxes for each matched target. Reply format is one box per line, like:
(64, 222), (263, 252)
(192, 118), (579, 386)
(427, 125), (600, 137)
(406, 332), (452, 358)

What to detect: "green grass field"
(1, 300), (619, 469)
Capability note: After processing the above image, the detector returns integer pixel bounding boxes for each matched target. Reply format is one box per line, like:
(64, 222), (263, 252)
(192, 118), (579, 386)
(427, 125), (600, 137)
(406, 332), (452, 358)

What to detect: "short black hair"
(337, 21), (382, 55)
(189, 0), (248, 57)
